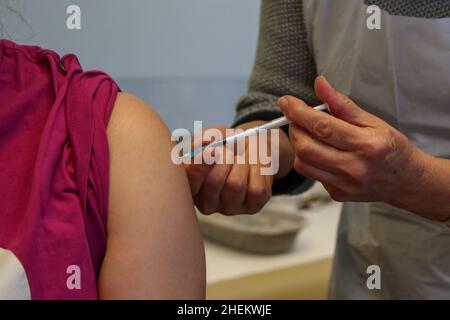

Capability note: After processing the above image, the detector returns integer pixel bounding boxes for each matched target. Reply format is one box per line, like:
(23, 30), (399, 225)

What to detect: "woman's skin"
(279, 76), (450, 222)
(99, 93), (206, 299)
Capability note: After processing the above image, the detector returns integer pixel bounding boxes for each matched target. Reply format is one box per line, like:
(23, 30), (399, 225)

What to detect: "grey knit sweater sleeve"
(234, 0), (320, 195)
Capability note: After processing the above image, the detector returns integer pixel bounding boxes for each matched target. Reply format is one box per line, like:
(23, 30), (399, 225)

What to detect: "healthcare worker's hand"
(184, 123), (294, 215)
(279, 76), (427, 206)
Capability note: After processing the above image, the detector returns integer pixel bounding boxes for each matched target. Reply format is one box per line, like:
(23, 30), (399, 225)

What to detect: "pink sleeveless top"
(0, 40), (119, 299)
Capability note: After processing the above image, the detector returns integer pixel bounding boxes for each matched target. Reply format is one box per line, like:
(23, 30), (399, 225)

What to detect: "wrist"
(389, 147), (450, 221)
(388, 146), (426, 208)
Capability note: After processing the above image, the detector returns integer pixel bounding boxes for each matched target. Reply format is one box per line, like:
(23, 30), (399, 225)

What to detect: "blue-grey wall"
(13, 0), (261, 129)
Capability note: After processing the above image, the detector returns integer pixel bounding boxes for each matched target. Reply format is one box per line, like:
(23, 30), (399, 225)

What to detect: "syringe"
(183, 103), (329, 158)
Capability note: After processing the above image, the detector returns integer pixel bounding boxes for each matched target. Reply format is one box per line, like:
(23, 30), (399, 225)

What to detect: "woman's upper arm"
(98, 93), (206, 299)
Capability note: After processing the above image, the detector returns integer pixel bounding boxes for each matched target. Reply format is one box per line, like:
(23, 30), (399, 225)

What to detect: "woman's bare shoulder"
(100, 92), (206, 299)
(108, 92), (168, 140)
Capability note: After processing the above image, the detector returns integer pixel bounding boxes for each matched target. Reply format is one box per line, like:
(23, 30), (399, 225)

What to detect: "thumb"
(314, 76), (375, 127)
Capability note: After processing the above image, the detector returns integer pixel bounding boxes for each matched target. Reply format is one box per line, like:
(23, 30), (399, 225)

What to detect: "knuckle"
(294, 142), (310, 160)
(361, 136), (388, 160)
(386, 129), (401, 152)
(355, 168), (370, 185)
(204, 173), (224, 189)
(225, 178), (247, 194)
(312, 118), (332, 140)
(247, 184), (269, 200)
(346, 165), (370, 186)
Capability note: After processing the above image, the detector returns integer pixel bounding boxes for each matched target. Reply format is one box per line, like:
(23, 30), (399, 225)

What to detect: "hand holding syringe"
(184, 104), (329, 158)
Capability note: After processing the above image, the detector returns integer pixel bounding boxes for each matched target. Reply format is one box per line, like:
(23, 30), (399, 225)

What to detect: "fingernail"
(318, 75), (333, 90)
(278, 97), (289, 112)
(317, 75), (340, 106)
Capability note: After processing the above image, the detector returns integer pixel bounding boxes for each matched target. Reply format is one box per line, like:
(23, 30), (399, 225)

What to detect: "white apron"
(302, 0), (450, 299)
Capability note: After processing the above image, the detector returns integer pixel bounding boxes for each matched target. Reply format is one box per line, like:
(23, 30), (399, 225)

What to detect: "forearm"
(234, 0), (319, 128)
(231, 0), (317, 195)
(392, 149), (450, 221)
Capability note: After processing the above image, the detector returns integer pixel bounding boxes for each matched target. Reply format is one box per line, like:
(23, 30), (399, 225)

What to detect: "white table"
(205, 191), (342, 299)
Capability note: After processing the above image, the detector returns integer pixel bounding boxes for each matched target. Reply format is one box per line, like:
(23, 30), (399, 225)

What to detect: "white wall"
(17, 0), (261, 78)
(10, 0), (261, 128)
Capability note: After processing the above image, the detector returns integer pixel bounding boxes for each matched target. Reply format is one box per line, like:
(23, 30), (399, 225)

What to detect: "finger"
(186, 126), (228, 195)
(221, 159), (249, 215)
(245, 164), (272, 214)
(293, 157), (338, 186)
(184, 149), (216, 196)
(290, 124), (355, 174)
(195, 159), (233, 215)
(314, 76), (379, 127)
(279, 95), (367, 151)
